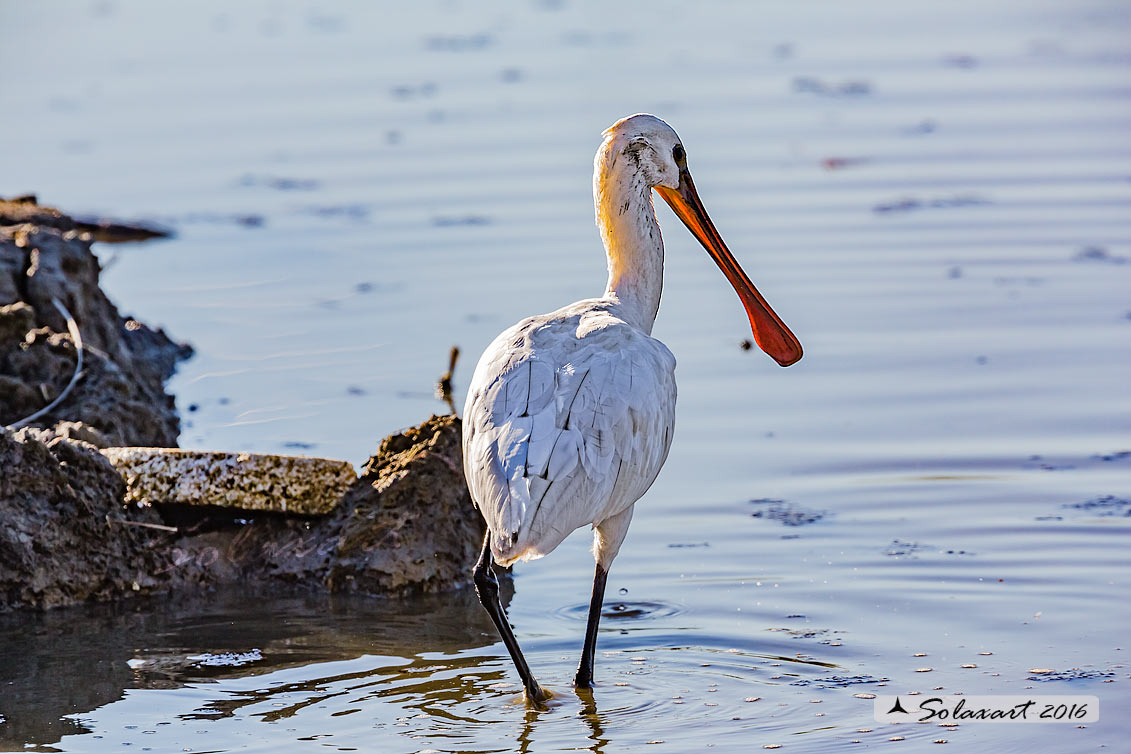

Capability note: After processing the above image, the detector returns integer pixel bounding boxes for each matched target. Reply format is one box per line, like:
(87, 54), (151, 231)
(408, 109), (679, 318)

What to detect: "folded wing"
(463, 307), (676, 564)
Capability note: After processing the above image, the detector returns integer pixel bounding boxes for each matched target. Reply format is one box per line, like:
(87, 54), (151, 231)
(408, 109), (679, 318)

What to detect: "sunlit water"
(2, 0), (1130, 751)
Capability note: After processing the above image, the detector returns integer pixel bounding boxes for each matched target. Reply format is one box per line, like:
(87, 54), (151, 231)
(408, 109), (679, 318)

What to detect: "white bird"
(462, 114), (802, 703)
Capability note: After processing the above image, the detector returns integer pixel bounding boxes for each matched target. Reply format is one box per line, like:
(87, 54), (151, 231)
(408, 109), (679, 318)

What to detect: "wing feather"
(463, 302), (676, 564)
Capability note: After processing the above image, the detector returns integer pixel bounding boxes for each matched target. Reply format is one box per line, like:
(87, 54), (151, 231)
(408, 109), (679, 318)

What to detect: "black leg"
(573, 562), (609, 688)
(473, 532), (548, 704)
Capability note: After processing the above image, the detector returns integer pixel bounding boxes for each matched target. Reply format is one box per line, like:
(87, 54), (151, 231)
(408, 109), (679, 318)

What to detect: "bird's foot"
(524, 682), (552, 706)
(573, 670), (594, 689)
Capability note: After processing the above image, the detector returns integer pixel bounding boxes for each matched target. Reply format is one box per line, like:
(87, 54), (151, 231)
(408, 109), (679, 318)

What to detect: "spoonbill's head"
(600, 113), (803, 367)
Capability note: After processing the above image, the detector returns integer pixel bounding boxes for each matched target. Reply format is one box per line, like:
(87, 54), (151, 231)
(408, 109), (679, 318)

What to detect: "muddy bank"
(1, 414), (484, 611)
(0, 196), (484, 612)
(133, 413), (483, 599)
(1, 195), (189, 446)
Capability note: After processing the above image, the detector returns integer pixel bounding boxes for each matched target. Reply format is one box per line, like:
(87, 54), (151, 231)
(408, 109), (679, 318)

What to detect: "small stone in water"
(854, 693), (877, 699)
(915, 668), (933, 672)
(961, 664), (977, 668)
(1029, 668), (1054, 674)
(745, 697), (761, 702)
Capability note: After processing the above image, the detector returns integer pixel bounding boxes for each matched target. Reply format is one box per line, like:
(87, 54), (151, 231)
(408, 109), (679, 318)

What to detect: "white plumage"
(462, 114), (801, 700)
(463, 298), (676, 568)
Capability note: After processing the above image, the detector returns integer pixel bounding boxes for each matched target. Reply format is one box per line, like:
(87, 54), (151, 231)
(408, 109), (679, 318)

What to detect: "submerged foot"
(525, 681), (552, 706)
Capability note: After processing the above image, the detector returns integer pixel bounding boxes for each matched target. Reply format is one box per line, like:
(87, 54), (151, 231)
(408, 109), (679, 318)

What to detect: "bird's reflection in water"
(576, 687), (610, 754)
(512, 687), (608, 754)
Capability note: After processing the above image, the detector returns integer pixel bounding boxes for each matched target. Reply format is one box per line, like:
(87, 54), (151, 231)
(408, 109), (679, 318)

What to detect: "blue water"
(1, 0), (1129, 751)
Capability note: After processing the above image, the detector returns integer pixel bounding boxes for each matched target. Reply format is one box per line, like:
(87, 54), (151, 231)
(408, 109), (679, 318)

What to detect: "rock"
(1, 197), (191, 445)
(0, 196), (483, 611)
(0, 428), (169, 611)
(0, 194), (171, 243)
(326, 413), (485, 595)
(0, 414), (485, 611)
(100, 447), (357, 515)
(149, 414), (485, 598)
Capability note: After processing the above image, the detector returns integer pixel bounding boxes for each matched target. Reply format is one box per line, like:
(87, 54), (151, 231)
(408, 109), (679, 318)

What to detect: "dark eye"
(672, 144), (685, 162)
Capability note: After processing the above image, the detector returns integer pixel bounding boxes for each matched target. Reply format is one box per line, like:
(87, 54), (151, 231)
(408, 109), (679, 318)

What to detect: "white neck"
(594, 141), (665, 334)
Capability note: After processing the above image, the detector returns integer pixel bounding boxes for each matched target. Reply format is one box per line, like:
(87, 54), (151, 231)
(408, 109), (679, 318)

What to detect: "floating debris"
(769, 626), (837, 640)
(301, 204), (371, 221)
(187, 649), (263, 667)
(426, 32), (493, 51)
(750, 499), (827, 527)
(822, 156), (871, 170)
(886, 539), (924, 557)
(1073, 245), (1127, 264)
(873, 195), (990, 214)
(1027, 668), (1115, 682)
(901, 119), (938, 136)
(390, 81), (437, 99)
(1063, 495), (1131, 517)
(239, 174), (320, 191)
(431, 215), (491, 227)
(793, 76), (872, 96)
(942, 53), (978, 68)
(791, 675), (885, 689)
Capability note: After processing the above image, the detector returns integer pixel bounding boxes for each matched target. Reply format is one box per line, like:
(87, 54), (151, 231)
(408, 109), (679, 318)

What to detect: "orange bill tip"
(656, 176), (802, 367)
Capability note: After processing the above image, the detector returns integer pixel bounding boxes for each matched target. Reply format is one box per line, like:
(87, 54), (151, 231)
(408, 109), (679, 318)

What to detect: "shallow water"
(2, 0), (1130, 751)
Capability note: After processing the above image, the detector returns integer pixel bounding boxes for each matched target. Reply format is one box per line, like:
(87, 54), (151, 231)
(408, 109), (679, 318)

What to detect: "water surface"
(1, 0), (1129, 751)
